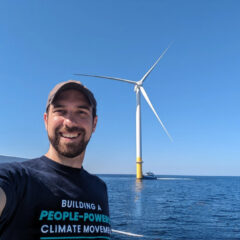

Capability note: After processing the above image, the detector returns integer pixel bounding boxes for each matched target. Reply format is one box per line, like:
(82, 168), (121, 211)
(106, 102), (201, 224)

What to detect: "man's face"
(44, 89), (97, 158)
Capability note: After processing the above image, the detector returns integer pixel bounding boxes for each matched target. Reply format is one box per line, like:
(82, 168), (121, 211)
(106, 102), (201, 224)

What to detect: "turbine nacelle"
(136, 81), (143, 87)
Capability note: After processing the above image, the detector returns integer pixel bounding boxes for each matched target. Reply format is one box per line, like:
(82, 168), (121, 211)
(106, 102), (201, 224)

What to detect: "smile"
(59, 133), (81, 139)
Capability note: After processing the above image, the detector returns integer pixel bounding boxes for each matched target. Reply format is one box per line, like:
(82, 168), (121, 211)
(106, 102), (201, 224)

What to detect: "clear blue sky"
(0, 0), (240, 176)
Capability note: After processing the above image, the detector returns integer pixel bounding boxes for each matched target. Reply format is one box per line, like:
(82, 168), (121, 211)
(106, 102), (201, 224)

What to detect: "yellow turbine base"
(136, 157), (143, 179)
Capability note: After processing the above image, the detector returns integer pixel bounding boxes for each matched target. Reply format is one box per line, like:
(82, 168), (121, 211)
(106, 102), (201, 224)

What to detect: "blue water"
(99, 175), (240, 240)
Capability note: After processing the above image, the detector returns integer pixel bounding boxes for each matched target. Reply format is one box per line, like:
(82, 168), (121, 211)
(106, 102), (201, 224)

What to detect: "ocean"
(99, 175), (240, 240)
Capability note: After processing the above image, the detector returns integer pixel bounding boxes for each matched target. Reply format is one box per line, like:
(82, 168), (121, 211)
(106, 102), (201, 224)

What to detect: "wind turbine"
(74, 46), (173, 179)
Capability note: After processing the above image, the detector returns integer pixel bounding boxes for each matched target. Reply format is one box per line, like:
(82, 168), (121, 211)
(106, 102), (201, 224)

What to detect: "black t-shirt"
(0, 156), (111, 240)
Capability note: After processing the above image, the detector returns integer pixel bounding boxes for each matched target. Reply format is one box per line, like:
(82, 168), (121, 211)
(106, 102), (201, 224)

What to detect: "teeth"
(61, 133), (79, 138)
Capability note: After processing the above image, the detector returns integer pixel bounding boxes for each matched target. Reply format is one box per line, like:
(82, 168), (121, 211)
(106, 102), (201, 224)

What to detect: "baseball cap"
(46, 80), (97, 116)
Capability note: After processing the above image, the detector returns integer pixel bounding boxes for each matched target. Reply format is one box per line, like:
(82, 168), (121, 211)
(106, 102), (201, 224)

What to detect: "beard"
(48, 126), (90, 158)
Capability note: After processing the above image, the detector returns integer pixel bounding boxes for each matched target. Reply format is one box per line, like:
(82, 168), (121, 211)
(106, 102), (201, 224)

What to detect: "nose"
(63, 113), (78, 128)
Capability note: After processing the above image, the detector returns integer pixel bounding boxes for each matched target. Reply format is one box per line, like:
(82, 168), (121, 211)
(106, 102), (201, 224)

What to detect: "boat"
(143, 172), (157, 180)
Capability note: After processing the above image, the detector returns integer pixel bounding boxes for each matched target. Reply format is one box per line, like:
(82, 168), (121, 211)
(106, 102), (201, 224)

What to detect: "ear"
(44, 112), (48, 131)
(92, 116), (98, 133)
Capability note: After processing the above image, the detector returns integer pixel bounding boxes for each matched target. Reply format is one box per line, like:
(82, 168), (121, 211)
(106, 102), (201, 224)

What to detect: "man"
(0, 80), (111, 240)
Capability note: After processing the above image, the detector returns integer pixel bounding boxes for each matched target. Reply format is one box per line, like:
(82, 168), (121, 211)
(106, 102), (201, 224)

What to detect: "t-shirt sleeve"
(0, 163), (25, 226)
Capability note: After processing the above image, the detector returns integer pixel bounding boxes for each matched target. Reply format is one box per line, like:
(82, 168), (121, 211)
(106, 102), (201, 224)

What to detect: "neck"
(45, 146), (85, 169)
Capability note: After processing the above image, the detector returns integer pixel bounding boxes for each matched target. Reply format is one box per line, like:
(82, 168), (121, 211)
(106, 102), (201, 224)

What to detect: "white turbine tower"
(74, 46), (172, 179)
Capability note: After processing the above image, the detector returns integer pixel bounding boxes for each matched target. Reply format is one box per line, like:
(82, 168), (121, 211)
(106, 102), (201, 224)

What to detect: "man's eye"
(78, 111), (87, 115)
(54, 109), (65, 114)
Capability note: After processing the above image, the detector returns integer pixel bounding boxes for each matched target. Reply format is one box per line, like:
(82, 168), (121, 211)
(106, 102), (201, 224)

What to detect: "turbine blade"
(139, 43), (172, 83)
(74, 73), (137, 85)
(140, 86), (173, 142)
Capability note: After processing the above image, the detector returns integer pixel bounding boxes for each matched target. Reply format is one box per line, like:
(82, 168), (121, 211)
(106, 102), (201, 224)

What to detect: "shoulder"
(82, 169), (107, 189)
(0, 161), (25, 177)
(0, 157), (44, 179)
(20, 157), (44, 170)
